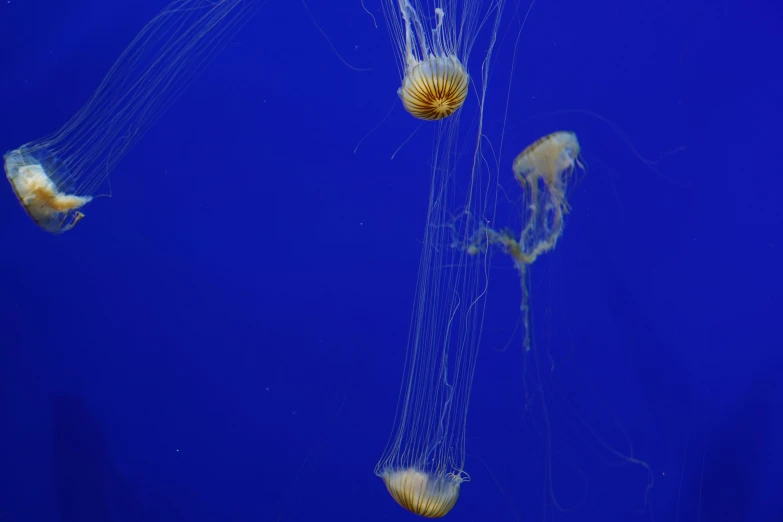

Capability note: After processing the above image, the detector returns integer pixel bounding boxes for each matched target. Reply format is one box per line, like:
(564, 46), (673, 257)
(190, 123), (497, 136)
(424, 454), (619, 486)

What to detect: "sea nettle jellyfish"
(4, 0), (260, 233)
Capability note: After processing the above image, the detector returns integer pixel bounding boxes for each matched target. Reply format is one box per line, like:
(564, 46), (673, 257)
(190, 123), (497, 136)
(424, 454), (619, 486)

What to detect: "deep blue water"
(1, 0), (781, 521)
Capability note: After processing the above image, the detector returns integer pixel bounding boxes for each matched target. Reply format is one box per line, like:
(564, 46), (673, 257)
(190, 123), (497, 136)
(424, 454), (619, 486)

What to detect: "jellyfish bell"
(4, 0), (260, 234)
(385, 2), (475, 120)
(4, 149), (89, 233)
(398, 54), (469, 121)
(514, 130), (582, 194)
(379, 468), (462, 518)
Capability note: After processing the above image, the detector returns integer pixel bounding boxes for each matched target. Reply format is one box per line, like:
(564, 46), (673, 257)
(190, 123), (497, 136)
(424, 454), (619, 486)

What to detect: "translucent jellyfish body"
(513, 131), (581, 262)
(477, 131), (583, 351)
(4, 0), (258, 233)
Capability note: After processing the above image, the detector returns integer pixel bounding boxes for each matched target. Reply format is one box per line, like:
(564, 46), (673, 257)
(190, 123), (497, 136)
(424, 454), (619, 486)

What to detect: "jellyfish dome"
(379, 468), (462, 518)
(398, 53), (469, 121)
(4, 148), (89, 233)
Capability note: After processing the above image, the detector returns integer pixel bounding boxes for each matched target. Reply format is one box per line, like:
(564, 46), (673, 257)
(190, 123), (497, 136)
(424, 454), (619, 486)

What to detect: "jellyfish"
(383, 0), (480, 120)
(375, 0), (515, 517)
(474, 131), (583, 351)
(4, 0), (260, 233)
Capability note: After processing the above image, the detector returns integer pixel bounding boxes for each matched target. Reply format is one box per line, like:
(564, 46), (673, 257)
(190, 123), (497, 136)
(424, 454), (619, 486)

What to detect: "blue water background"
(1, 0), (780, 520)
